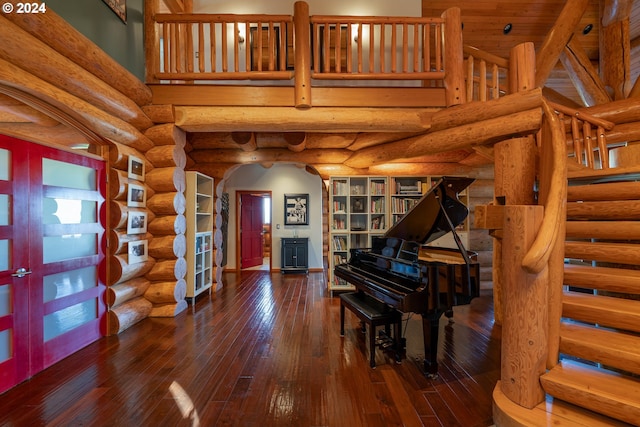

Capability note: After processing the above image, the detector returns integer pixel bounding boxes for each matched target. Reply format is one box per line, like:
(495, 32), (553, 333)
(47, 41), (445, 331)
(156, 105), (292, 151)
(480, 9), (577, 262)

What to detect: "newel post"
(294, 1), (312, 108)
(492, 42), (538, 326)
(500, 206), (547, 408)
(441, 7), (464, 106)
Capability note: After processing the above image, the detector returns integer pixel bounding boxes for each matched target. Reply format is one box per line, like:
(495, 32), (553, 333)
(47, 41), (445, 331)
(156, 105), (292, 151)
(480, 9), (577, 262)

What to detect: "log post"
(441, 7), (464, 106)
(500, 205), (547, 409)
(492, 42), (538, 325)
(293, 1), (311, 108)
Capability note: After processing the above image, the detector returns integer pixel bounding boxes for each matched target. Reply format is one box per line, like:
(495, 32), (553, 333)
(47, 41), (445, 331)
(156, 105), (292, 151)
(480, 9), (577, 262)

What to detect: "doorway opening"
(237, 191), (272, 271)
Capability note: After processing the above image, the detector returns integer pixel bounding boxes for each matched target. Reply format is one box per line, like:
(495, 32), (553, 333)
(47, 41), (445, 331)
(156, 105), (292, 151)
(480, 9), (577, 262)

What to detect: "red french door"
(0, 135), (106, 394)
(240, 193), (265, 269)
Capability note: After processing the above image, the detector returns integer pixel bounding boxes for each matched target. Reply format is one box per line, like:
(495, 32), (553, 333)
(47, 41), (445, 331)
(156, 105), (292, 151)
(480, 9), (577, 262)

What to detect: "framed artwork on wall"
(128, 155), (145, 181)
(128, 239), (148, 264)
(127, 183), (146, 207)
(284, 193), (309, 226)
(127, 211), (147, 234)
(102, 0), (126, 23)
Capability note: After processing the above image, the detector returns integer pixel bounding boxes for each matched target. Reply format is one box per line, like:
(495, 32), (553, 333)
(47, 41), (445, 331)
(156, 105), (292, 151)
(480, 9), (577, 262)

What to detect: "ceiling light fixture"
(503, 23), (512, 35)
(583, 24), (593, 35)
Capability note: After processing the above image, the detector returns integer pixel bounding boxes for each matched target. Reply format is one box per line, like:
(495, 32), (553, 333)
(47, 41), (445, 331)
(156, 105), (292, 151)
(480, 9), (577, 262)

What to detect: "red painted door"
(240, 193), (264, 269)
(0, 135), (106, 394)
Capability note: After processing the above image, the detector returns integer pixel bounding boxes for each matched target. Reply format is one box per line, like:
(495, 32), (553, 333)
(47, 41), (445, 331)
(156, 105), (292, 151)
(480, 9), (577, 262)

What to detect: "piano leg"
(421, 311), (442, 378)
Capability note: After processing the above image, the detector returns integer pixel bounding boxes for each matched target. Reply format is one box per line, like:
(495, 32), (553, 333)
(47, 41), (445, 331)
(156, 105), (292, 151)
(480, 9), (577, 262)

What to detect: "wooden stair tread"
(567, 165), (640, 182)
(565, 241), (640, 265)
(493, 380), (631, 427)
(541, 360), (640, 426)
(560, 321), (640, 376)
(563, 290), (640, 333)
(567, 181), (640, 202)
(564, 263), (640, 293)
(566, 220), (640, 240)
(566, 200), (640, 220)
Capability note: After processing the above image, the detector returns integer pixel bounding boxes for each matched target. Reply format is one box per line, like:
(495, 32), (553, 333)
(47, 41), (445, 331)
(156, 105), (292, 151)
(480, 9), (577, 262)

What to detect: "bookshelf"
(185, 171), (214, 300)
(328, 176), (389, 293)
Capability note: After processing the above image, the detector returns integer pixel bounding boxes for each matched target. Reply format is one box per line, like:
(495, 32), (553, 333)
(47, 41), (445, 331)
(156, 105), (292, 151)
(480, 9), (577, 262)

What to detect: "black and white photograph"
(128, 239), (148, 264)
(127, 183), (146, 207)
(128, 155), (145, 181)
(284, 193), (309, 226)
(127, 211), (147, 234)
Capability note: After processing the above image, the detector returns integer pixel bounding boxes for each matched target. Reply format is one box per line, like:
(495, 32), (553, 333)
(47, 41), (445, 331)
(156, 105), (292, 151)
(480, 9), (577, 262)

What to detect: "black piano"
(334, 176), (480, 377)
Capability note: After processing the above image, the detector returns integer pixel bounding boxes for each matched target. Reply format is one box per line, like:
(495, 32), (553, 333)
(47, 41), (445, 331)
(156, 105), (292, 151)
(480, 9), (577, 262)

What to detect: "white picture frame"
(128, 239), (148, 264)
(127, 211), (147, 234)
(128, 155), (145, 181)
(127, 183), (146, 207)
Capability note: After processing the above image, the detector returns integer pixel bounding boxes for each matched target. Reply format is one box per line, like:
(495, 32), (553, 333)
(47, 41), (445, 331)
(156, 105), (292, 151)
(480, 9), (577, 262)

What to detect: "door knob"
(11, 267), (32, 278)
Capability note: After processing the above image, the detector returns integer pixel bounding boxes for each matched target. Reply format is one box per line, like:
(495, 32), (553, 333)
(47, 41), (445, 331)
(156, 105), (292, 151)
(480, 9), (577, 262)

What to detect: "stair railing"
(521, 100), (567, 275)
(548, 101), (616, 170)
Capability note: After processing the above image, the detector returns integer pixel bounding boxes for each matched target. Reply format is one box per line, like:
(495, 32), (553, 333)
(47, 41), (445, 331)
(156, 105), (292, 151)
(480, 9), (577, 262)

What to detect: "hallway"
(0, 271), (500, 426)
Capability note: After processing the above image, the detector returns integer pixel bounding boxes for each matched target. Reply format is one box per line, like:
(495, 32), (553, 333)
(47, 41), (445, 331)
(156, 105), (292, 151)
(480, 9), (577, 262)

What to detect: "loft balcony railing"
(146, 1), (482, 107)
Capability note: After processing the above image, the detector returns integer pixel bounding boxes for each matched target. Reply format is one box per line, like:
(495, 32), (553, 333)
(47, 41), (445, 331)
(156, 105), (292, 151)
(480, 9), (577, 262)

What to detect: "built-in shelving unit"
(329, 176), (389, 293)
(185, 171), (214, 301)
(329, 175), (470, 294)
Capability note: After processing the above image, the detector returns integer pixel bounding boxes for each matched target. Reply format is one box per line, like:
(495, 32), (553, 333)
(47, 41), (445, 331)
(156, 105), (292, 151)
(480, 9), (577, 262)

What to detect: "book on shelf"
(369, 180), (386, 195)
(332, 180), (348, 195)
(370, 215), (385, 230)
(332, 235), (347, 250)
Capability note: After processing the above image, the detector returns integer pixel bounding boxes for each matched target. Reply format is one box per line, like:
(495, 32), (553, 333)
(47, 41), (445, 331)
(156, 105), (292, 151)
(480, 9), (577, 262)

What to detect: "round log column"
(492, 42), (538, 326)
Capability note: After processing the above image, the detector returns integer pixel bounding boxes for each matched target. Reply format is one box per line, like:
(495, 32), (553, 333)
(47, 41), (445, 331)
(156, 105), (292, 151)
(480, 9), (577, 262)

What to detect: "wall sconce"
(238, 30), (245, 44)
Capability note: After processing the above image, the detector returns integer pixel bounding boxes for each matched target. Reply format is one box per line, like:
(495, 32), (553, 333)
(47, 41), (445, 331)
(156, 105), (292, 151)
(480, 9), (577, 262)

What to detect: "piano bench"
(339, 292), (402, 368)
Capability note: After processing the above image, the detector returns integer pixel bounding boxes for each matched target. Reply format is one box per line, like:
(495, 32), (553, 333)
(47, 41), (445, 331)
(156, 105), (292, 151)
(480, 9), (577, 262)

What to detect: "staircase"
(538, 172), (640, 426)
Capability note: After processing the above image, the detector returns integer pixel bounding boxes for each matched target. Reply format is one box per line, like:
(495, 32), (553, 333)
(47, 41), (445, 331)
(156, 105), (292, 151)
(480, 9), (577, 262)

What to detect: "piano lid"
(384, 176), (475, 244)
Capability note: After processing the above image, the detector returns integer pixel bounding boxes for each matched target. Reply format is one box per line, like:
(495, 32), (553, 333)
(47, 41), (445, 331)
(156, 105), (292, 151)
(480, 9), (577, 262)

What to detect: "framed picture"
(128, 240), (148, 264)
(127, 211), (147, 234)
(284, 193), (309, 226)
(127, 183), (146, 207)
(102, 0), (126, 24)
(128, 155), (145, 181)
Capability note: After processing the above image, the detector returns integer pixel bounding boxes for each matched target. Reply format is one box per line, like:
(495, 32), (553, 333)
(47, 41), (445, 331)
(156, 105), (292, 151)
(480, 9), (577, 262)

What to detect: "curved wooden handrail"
(521, 99), (567, 274)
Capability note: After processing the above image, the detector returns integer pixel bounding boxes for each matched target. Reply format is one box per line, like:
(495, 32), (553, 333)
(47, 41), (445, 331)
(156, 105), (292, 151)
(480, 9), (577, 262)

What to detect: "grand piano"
(334, 176), (480, 377)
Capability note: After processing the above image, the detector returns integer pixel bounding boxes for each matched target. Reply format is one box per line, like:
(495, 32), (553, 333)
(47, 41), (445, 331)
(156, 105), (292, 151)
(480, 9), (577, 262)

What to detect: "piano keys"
(334, 176), (480, 377)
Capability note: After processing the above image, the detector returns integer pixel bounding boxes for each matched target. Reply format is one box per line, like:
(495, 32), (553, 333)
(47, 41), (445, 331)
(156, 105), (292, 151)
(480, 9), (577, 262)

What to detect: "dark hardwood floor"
(0, 271), (500, 426)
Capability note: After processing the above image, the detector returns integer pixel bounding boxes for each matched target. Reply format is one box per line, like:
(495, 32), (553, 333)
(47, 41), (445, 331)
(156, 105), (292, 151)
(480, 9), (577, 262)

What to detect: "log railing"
(152, 13), (295, 81)
(309, 16), (446, 80)
(549, 101), (616, 169)
(148, 2), (465, 106)
(463, 45), (509, 102)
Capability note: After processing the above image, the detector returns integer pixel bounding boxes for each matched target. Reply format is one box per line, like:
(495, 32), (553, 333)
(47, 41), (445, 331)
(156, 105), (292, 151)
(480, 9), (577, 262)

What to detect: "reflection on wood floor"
(0, 271), (500, 426)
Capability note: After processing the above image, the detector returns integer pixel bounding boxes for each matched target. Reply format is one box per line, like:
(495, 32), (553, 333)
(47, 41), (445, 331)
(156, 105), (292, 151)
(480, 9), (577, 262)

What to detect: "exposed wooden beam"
(0, 94), (58, 126)
(283, 132), (306, 152)
(560, 36), (611, 106)
(535, 0), (590, 88)
(344, 109), (542, 169)
(600, 1), (632, 100)
(0, 122), (88, 147)
(231, 132), (257, 152)
(174, 106), (432, 133)
(189, 148), (352, 165)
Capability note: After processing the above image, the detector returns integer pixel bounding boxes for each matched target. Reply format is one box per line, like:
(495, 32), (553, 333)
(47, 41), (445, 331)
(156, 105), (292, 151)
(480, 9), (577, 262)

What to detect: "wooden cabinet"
(281, 237), (308, 274)
(185, 171), (214, 300)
